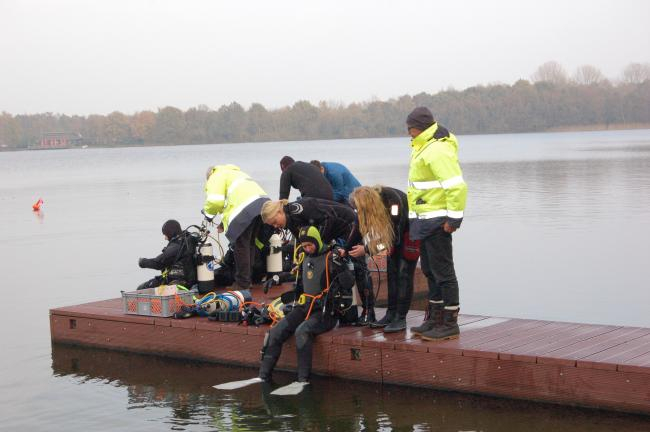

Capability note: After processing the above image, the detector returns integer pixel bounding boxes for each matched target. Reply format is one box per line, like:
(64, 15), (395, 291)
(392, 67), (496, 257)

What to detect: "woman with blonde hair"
(262, 196), (376, 325)
(349, 185), (418, 332)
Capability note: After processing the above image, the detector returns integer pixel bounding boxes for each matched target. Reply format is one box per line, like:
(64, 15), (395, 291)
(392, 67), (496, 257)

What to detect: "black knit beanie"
(162, 219), (182, 239)
(406, 107), (435, 131)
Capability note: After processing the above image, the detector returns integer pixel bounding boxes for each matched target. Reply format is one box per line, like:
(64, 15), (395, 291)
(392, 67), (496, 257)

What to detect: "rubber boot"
(421, 307), (460, 341)
(384, 314), (406, 333)
(369, 310), (395, 328)
(411, 301), (443, 336)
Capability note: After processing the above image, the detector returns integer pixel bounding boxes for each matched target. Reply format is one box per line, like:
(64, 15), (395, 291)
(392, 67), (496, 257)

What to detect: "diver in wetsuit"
(137, 220), (197, 290)
(258, 226), (355, 383)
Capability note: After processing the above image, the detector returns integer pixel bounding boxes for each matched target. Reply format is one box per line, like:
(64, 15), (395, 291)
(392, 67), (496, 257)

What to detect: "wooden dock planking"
(50, 294), (650, 414)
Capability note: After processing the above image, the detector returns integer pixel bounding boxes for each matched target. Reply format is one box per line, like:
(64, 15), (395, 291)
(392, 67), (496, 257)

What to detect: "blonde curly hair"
(349, 186), (394, 255)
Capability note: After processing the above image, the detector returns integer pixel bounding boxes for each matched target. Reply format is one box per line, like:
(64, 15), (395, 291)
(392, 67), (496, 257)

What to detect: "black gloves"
(138, 258), (146, 268)
(263, 275), (280, 294)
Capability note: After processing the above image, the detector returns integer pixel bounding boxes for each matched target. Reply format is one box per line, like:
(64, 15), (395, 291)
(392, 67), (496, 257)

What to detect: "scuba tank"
(196, 242), (215, 294)
(347, 259), (361, 306)
(266, 233), (283, 275)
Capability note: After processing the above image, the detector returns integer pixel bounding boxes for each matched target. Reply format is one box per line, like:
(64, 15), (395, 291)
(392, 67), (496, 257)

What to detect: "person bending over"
(310, 160), (361, 204)
(203, 164), (269, 290)
(349, 186), (418, 333)
(261, 197), (376, 324)
(279, 156), (334, 201)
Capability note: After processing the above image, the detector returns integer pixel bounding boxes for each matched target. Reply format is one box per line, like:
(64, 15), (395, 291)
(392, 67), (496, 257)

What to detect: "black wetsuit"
(279, 161), (334, 201)
(283, 198), (356, 247)
(380, 187), (417, 319)
(138, 233), (197, 290)
(283, 197), (374, 313)
(259, 247), (354, 382)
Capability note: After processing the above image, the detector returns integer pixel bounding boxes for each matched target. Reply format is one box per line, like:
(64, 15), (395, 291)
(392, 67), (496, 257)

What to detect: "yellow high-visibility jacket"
(204, 165), (268, 239)
(408, 123), (467, 226)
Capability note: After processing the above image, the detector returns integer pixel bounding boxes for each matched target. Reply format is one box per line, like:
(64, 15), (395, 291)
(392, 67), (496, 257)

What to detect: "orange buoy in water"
(32, 198), (43, 211)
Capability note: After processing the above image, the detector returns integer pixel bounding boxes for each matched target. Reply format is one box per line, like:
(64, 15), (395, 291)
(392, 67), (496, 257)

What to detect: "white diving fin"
(270, 381), (309, 396)
(213, 377), (263, 390)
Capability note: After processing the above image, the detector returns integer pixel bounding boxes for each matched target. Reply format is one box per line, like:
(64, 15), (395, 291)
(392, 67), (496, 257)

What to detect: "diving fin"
(270, 381), (309, 396)
(213, 377), (263, 390)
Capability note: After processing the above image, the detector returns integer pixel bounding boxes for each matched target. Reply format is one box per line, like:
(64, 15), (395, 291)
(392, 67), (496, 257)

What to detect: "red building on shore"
(39, 132), (83, 149)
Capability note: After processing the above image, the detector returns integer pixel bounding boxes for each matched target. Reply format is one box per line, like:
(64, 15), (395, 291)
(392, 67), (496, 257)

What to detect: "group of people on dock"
(139, 107), (468, 384)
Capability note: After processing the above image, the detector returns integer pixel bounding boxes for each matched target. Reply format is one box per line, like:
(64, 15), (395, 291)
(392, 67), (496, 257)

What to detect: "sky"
(1, 0), (649, 115)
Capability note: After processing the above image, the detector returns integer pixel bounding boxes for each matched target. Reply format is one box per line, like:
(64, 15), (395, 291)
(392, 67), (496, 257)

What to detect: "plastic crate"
(122, 287), (194, 317)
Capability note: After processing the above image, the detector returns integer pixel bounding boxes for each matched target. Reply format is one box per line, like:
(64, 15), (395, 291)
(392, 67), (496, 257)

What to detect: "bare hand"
(348, 244), (366, 258)
(217, 223), (224, 233)
(443, 222), (457, 233)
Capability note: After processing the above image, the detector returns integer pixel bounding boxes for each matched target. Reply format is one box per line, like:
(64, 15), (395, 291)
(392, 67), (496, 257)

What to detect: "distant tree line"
(1, 62), (649, 149)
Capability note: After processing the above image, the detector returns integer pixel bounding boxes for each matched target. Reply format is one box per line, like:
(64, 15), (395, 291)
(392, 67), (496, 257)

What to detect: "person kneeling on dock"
(258, 226), (355, 384)
(137, 220), (198, 290)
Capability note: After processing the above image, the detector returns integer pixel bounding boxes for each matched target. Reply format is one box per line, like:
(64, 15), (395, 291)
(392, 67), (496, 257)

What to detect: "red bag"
(401, 231), (420, 262)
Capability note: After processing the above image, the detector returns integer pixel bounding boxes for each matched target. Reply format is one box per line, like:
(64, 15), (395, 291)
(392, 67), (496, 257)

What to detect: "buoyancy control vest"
(300, 250), (354, 316)
(165, 232), (198, 285)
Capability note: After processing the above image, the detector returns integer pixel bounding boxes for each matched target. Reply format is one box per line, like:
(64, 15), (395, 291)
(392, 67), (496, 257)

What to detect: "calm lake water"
(1, 129), (650, 430)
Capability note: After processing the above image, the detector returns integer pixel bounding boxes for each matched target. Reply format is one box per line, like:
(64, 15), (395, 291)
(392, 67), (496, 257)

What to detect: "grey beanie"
(406, 107), (435, 131)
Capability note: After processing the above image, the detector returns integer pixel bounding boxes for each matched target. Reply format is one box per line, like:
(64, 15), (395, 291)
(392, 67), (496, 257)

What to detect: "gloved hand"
(201, 209), (215, 222)
(263, 275), (280, 294)
(138, 258), (146, 268)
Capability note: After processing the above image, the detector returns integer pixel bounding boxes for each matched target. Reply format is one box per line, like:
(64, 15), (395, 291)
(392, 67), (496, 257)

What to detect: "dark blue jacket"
(321, 162), (361, 203)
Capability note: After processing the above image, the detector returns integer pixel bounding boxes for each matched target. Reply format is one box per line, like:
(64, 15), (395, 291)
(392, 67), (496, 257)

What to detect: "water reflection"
(52, 344), (650, 431)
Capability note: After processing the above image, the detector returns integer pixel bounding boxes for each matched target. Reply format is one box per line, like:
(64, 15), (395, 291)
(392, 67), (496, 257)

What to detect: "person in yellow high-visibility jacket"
(204, 165), (270, 290)
(405, 107), (467, 341)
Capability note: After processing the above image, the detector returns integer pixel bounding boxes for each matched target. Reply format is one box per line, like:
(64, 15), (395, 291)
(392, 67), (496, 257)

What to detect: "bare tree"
(622, 63), (650, 84)
(531, 61), (568, 85)
(573, 65), (606, 85)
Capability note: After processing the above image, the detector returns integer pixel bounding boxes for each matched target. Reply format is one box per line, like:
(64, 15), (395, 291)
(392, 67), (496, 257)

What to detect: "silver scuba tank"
(347, 259), (361, 306)
(197, 242), (215, 293)
(266, 233), (283, 275)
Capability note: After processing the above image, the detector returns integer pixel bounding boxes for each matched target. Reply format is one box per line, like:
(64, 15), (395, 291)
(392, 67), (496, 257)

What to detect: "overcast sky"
(1, 0), (648, 115)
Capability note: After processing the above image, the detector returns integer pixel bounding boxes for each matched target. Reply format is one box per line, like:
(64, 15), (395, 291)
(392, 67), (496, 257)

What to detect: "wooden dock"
(50, 291), (650, 415)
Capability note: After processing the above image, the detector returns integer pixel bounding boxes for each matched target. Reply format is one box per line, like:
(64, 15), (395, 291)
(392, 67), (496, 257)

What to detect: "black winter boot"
(421, 307), (460, 341)
(369, 310), (395, 328)
(384, 314), (406, 333)
(411, 301), (443, 336)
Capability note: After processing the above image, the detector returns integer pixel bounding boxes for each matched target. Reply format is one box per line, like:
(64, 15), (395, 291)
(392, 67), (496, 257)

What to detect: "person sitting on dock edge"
(261, 198), (376, 325)
(137, 219), (198, 290)
(258, 225), (355, 384)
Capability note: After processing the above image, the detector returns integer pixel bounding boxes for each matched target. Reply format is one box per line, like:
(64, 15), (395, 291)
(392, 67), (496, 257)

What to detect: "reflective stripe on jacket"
(204, 164), (268, 234)
(407, 123), (467, 224)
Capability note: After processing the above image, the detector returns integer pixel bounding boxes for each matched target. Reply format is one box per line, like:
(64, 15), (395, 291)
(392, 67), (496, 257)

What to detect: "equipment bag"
(401, 230), (421, 262)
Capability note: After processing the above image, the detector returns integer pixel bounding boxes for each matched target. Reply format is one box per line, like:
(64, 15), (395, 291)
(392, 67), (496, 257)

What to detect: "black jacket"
(279, 161), (334, 201)
(139, 234), (197, 285)
(379, 187), (409, 248)
(284, 198), (357, 249)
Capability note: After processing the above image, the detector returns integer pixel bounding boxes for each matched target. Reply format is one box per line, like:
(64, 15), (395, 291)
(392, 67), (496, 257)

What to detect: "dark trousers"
(233, 217), (261, 289)
(259, 304), (337, 382)
(386, 246), (417, 317)
(137, 276), (163, 291)
(351, 256), (374, 309)
(420, 227), (459, 306)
